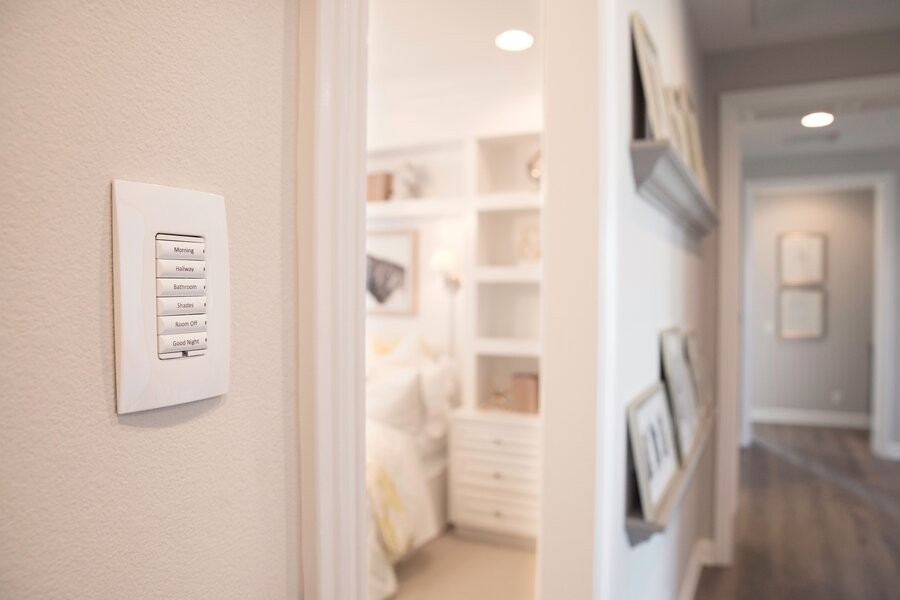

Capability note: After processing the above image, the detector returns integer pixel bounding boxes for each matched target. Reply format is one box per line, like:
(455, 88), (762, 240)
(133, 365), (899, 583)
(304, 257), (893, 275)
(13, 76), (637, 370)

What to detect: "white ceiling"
(687, 0), (900, 53)
(741, 104), (900, 159)
(368, 0), (541, 90)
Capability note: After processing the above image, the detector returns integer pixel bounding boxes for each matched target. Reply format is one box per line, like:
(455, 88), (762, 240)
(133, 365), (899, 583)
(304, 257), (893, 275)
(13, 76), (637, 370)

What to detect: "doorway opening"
(711, 72), (900, 591)
(741, 180), (876, 443)
(363, 1), (543, 597)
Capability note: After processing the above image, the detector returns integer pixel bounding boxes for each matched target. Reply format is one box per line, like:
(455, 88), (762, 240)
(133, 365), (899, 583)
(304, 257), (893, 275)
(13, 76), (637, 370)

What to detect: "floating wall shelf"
(630, 140), (717, 237)
(625, 410), (715, 546)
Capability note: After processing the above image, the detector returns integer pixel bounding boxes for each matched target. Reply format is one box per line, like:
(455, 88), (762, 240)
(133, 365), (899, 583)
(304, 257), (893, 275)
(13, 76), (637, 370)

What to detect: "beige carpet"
(394, 531), (536, 600)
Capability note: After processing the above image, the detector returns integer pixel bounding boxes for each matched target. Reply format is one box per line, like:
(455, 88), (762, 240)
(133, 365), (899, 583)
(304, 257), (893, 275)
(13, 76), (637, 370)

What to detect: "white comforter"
(366, 419), (439, 600)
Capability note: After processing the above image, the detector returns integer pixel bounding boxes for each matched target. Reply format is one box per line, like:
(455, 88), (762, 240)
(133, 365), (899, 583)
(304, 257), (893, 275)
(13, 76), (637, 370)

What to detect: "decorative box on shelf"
(449, 409), (540, 544)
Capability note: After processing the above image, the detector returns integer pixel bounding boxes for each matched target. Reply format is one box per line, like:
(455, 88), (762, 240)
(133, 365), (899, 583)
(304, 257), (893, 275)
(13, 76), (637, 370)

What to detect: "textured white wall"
(0, 2), (299, 598)
(604, 0), (717, 598)
(748, 188), (874, 417)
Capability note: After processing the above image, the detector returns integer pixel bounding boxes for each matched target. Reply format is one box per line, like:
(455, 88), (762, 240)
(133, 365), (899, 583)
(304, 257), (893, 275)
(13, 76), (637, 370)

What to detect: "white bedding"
(365, 335), (458, 599)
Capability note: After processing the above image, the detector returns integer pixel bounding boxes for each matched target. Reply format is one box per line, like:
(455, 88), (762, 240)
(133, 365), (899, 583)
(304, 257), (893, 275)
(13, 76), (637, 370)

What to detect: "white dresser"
(449, 410), (541, 542)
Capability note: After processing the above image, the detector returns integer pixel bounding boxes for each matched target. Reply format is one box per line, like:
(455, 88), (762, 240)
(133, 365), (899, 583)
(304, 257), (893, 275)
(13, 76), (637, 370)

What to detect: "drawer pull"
(493, 510), (503, 519)
(492, 471), (503, 480)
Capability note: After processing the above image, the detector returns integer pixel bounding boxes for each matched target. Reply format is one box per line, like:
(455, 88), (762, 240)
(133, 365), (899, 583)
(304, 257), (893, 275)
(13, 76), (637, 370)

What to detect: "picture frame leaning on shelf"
(628, 382), (681, 521)
(630, 12), (670, 141)
(660, 327), (700, 459)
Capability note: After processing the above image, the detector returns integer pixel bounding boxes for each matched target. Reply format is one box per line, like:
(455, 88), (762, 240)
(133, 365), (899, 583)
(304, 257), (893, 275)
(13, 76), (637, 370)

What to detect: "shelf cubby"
(477, 284), (540, 341)
(475, 355), (541, 410)
(477, 209), (541, 267)
(476, 133), (542, 195)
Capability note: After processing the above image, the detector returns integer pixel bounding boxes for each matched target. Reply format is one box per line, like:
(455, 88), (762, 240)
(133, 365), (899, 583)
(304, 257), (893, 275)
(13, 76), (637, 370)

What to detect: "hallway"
(695, 425), (900, 600)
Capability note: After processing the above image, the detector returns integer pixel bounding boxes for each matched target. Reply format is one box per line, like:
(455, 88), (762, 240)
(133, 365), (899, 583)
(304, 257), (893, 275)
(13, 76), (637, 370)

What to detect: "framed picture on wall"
(780, 288), (825, 339)
(660, 328), (699, 459)
(366, 230), (418, 315)
(630, 13), (670, 141)
(780, 232), (826, 285)
(628, 383), (680, 521)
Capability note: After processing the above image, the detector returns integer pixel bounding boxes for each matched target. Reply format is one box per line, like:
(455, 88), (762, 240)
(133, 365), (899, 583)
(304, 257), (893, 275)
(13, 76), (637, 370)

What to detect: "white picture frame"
(366, 230), (419, 315)
(630, 13), (670, 141)
(780, 288), (825, 340)
(660, 328), (699, 459)
(779, 232), (826, 286)
(628, 383), (680, 521)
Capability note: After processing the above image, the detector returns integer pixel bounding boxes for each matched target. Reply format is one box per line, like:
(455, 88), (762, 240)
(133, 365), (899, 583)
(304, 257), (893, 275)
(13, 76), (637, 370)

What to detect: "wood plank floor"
(695, 425), (900, 600)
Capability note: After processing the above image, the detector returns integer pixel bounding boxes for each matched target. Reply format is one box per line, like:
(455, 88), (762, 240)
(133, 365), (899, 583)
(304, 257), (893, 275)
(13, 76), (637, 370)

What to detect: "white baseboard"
(677, 538), (714, 600)
(752, 406), (870, 430)
(876, 441), (900, 461)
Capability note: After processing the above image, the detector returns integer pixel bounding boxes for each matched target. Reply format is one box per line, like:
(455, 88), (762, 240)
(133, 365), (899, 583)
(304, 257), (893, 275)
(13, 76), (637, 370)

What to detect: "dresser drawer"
(452, 490), (537, 538)
(451, 420), (539, 459)
(451, 453), (539, 496)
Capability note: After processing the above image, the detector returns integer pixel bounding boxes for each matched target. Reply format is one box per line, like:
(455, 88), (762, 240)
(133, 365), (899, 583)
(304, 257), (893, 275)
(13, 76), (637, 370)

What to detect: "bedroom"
(364, 0), (543, 597)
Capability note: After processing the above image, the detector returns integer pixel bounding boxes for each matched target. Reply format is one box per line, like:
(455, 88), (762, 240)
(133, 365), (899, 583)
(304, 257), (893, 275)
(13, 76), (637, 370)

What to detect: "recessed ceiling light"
(801, 111), (835, 128)
(495, 29), (534, 52)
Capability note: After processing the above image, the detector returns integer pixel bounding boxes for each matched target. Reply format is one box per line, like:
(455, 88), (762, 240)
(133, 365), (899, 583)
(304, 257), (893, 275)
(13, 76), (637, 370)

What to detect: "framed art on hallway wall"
(780, 288), (825, 340)
(779, 232), (826, 286)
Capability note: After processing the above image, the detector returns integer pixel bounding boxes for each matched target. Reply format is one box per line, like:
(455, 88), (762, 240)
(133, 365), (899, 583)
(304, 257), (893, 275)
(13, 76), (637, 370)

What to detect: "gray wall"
(746, 148), (900, 442)
(749, 187), (874, 418)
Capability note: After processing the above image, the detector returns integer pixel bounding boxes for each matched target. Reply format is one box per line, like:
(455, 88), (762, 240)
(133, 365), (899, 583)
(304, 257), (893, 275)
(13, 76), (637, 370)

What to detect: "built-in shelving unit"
(472, 132), (543, 414)
(366, 131), (543, 416)
(625, 410), (715, 545)
(367, 133), (544, 545)
(630, 139), (717, 236)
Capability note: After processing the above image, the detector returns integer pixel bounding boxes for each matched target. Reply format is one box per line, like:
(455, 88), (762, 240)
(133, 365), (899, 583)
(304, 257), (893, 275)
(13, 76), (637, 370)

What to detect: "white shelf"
(366, 198), (467, 221)
(475, 265), (542, 284)
(474, 193), (542, 213)
(630, 139), (717, 236)
(474, 337), (541, 358)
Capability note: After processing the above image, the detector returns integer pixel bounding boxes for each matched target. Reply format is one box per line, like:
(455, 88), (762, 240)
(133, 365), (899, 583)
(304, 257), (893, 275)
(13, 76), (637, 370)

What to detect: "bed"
(365, 335), (458, 599)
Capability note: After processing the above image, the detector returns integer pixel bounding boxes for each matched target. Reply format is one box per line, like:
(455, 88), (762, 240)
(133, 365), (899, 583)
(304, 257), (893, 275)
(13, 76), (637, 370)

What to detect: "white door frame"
(716, 73), (900, 563)
(296, 0), (368, 597)
(741, 175), (896, 452)
(296, 0), (617, 597)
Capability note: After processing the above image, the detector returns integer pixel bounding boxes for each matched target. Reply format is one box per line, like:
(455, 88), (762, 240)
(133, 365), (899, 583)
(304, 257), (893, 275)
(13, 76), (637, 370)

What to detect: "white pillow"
(366, 366), (424, 434)
(419, 356), (458, 418)
(416, 356), (459, 450)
